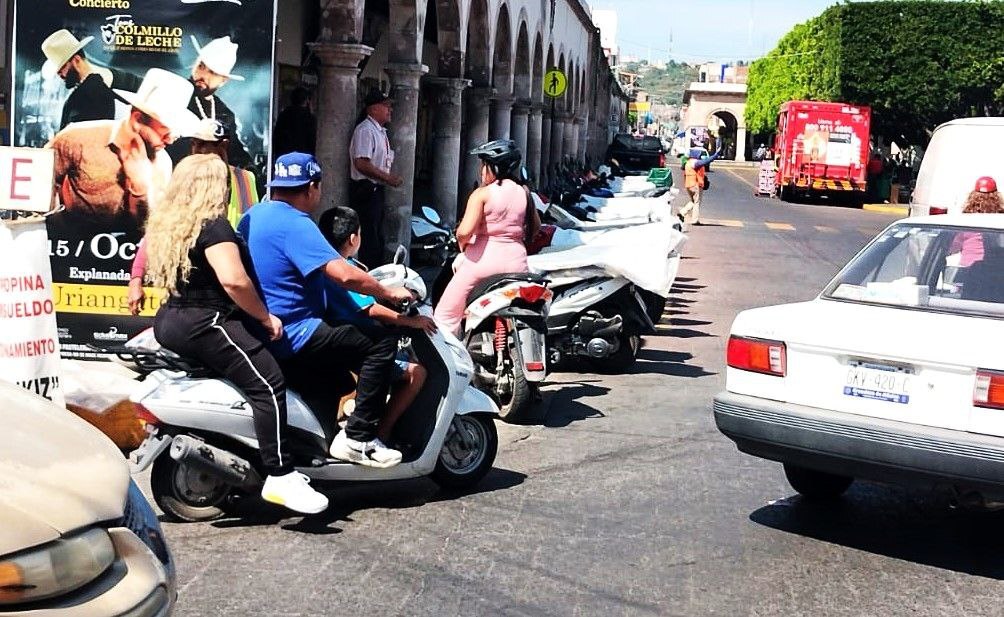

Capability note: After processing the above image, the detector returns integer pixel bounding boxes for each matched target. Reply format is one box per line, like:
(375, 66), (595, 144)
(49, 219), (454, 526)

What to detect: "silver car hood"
(0, 380), (129, 555)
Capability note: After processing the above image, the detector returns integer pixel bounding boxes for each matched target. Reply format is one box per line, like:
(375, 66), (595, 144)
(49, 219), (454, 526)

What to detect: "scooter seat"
(467, 272), (548, 306)
(155, 349), (218, 378)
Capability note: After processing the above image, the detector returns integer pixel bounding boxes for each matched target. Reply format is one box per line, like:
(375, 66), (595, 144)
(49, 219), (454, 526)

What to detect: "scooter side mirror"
(393, 245), (407, 265)
(421, 206), (442, 226)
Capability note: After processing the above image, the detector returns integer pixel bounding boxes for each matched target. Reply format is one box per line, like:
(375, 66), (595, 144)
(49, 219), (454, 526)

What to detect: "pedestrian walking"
(678, 147), (722, 226)
(348, 90), (403, 267)
(273, 87), (316, 157)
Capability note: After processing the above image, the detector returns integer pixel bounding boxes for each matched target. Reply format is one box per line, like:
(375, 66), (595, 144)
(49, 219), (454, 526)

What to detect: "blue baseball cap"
(270, 152), (322, 188)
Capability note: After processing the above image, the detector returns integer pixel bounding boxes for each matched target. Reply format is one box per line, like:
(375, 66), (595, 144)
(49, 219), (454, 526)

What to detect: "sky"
(589, 0), (853, 63)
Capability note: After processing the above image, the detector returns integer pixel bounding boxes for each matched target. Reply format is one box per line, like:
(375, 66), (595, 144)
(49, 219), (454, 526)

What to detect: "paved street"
(146, 167), (1004, 617)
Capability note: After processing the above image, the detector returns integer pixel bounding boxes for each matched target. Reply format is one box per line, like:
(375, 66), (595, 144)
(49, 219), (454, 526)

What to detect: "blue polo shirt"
(237, 200), (340, 358)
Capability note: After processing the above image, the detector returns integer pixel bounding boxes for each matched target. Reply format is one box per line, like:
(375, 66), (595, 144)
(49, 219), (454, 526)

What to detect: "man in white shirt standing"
(349, 90), (403, 267)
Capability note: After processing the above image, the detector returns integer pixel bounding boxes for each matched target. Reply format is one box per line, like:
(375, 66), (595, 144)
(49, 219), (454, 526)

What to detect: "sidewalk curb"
(862, 203), (908, 215)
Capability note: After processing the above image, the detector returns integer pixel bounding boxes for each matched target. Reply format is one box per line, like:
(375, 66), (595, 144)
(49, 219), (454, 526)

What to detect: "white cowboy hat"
(41, 29), (94, 79)
(115, 68), (201, 138)
(191, 35), (245, 81)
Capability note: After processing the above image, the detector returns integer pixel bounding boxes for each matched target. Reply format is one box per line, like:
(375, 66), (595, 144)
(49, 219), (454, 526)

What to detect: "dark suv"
(606, 134), (666, 175)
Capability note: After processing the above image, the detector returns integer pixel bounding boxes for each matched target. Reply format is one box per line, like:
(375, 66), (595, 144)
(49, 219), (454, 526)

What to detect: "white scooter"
(124, 254), (500, 522)
(411, 208), (551, 422)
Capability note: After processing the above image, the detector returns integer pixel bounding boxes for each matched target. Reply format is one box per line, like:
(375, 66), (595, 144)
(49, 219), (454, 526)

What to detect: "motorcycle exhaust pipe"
(169, 435), (261, 490)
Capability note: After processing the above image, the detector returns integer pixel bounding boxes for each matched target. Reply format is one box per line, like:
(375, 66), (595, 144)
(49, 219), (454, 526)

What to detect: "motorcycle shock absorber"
(494, 318), (508, 353)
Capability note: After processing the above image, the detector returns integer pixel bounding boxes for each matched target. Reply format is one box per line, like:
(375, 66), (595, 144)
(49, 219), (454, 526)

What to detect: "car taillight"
(974, 370), (1004, 409)
(727, 335), (786, 377)
(525, 361), (545, 372)
(134, 402), (161, 426)
(518, 284), (551, 304)
(659, 152), (666, 168)
(930, 207), (948, 215)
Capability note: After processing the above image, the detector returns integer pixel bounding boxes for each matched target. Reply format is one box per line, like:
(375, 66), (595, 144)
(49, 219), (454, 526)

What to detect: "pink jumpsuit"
(435, 180), (529, 333)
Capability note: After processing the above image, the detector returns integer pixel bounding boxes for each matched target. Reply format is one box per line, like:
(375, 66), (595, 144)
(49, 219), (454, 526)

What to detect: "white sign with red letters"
(0, 146), (64, 405)
(0, 147), (55, 213)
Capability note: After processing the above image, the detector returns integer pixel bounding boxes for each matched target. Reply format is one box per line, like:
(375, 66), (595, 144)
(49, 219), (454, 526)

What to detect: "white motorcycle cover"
(530, 223), (687, 297)
(608, 177), (657, 194)
(577, 195), (673, 222)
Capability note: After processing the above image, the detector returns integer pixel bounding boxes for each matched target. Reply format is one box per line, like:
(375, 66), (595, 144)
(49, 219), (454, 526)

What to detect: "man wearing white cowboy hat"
(167, 35), (252, 170)
(40, 28), (142, 129)
(47, 68), (200, 220)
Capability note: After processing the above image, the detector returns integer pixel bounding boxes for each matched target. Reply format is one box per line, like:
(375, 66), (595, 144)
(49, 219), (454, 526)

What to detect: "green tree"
(747, 1), (1004, 145)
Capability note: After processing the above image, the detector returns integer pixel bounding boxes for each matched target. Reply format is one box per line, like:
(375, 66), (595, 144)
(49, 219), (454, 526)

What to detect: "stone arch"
(433, 0), (463, 77)
(546, 43), (554, 74)
(513, 20), (532, 99)
(387, 0), (428, 64)
(708, 109), (740, 160)
(531, 31), (544, 102)
(566, 59), (575, 112)
(492, 2), (514, 94)
(464, 0), (491, 85)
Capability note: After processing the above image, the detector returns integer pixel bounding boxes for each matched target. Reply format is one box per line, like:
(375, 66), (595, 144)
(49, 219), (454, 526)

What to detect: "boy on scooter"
(319, 206), (436, 446)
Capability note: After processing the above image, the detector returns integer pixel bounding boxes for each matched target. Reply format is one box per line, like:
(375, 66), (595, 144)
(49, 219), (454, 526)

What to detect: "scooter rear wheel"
(151, 454), (233, 523)
(432, 414), (498, 490)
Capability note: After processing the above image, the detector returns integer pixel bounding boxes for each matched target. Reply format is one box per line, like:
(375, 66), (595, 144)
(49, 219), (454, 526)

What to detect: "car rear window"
(611, 134), (662, 152)
(823, 223), (1004, 318)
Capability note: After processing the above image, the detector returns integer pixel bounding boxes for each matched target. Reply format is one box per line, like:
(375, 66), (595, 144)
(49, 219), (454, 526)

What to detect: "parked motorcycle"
(411, 208), (551, 423)
(123, 253), (500, 522)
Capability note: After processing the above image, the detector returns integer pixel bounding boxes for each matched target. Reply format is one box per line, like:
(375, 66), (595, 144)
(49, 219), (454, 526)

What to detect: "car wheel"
(783, 463), (853, 500)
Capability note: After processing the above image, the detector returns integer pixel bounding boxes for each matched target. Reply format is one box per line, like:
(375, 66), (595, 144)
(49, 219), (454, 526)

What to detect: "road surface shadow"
(623, 349), (716, 378)
(205, 468), (527, 535)
(750, 483), (1004, 579)
(653, 327), (715, 339)
(525, 381), (610, 428)
(669, 318), (712, 327)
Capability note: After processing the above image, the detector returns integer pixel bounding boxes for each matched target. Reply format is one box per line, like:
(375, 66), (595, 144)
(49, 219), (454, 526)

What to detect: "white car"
(715, 214), (1004, 503)
(0, 379), (176, 615)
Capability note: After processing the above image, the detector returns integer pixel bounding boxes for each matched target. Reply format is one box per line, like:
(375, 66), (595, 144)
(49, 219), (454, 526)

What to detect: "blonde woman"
(146, 154), (328, 516)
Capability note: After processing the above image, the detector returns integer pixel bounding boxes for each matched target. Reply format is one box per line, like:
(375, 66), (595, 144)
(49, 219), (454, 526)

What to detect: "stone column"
(540, 106), (553, 187)
(427, 77), (470, 227)
(510, 100), (531, 161)
(566, 114), (582, 165)
(308, 42), (373, 213)
(568, 118), (581, 165)
(577, 113), (590, 163)
(460, 86), (494, 209)
(736, 127), (748, 162)
(490, 94), (514, 140)
(550, 113), (566, 173)
(526, 104), (543, 184)
(384, 62), (428, 262)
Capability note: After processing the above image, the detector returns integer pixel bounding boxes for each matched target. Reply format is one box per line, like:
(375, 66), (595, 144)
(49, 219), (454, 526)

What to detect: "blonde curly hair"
(144, 154), (229, 294)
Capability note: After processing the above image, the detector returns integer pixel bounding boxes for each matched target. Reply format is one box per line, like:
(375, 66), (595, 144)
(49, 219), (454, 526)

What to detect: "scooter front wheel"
(432, 414), (499, 491)
(151, 454), (236, 522)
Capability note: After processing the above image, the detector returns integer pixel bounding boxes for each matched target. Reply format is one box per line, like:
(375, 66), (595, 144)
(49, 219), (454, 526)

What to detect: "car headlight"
(0, 527), (115, 605)
(119, 480), (173, 576)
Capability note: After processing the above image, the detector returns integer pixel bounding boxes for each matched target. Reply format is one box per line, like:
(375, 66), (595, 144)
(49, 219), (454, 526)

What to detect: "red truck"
(773, 101), (871, 201)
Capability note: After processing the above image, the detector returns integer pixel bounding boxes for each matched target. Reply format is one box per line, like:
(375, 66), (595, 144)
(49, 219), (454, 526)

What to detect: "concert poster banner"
(11, 0), (276, 358)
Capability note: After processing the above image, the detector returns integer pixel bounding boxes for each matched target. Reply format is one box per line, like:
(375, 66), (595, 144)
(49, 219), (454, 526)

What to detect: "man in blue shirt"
(239, 153), (413, 468)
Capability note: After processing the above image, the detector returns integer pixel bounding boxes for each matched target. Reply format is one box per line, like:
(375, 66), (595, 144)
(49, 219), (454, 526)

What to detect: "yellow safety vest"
(227, 166), (259, 228)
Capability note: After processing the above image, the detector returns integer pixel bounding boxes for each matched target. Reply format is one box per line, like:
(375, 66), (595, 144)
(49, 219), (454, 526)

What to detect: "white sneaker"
(330, 432), (403, 468)
(261, 472), (329, 514)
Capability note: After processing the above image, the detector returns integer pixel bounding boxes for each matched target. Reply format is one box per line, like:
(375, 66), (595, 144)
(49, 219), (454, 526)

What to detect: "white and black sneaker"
(330, 432), (403, 468)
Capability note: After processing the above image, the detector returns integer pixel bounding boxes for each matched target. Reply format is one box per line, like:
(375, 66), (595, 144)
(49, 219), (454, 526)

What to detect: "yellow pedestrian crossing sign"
(544, 69), (567, 98)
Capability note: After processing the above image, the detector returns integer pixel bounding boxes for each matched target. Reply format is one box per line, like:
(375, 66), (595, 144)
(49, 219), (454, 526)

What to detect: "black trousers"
(154, 306), (292, 476)
(348, 179), (386, 267)
(280, 321), (397, 442)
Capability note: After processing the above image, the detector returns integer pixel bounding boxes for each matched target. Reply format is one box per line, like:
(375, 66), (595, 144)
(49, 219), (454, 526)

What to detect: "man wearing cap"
(349, 90), (404, 267)
(167, 35), (253, 170)
(47, 68), (200, 219)
(39, 29), (142, 129)
(238, 153), (413, 468)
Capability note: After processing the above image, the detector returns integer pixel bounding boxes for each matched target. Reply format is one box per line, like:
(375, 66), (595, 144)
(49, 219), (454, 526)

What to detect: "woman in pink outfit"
(435, 139), (541, 334)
